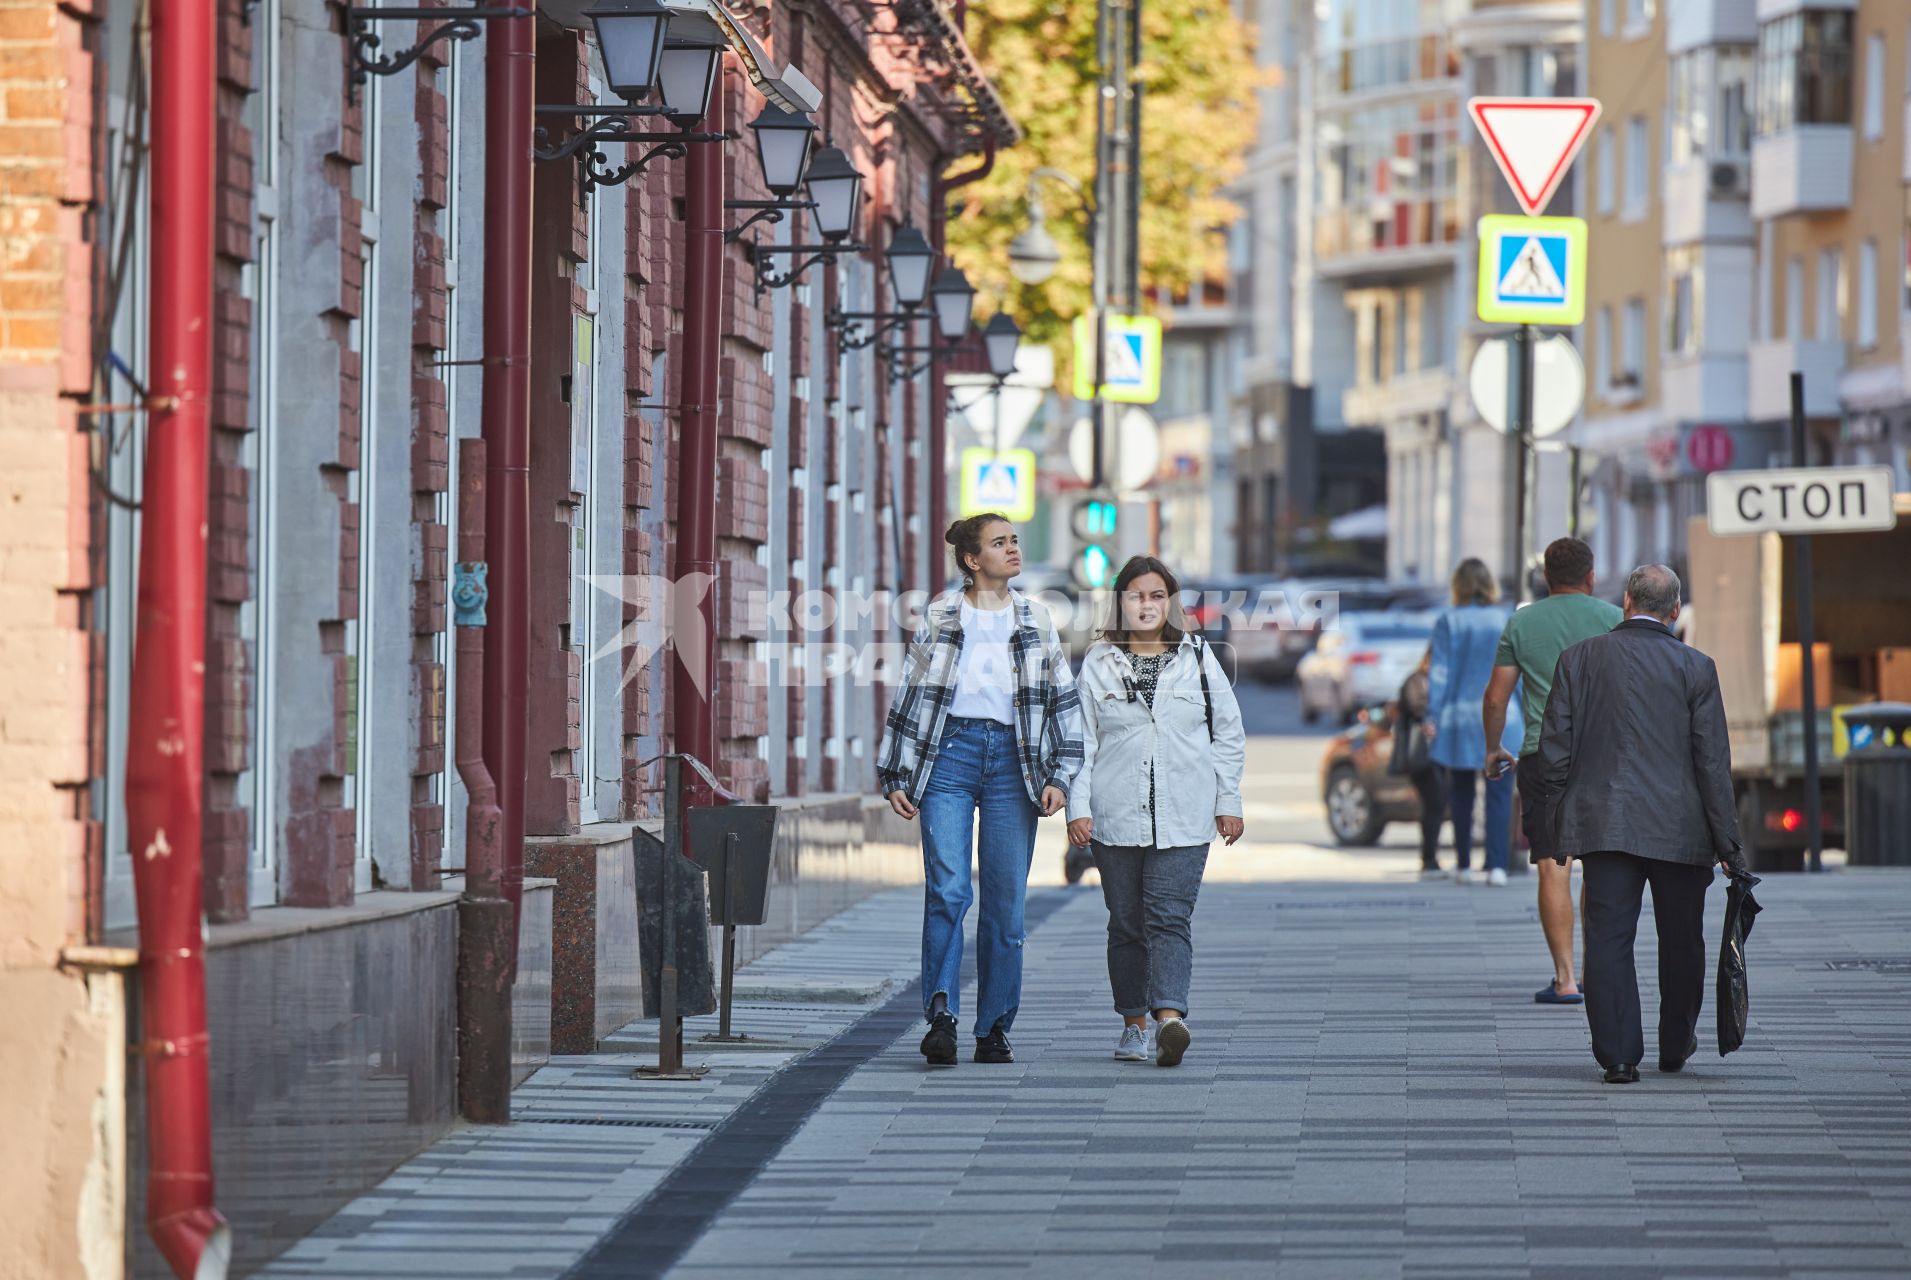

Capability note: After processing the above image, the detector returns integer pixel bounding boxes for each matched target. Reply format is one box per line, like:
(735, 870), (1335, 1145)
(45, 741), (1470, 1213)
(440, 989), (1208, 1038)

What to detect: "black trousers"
(1580, 852), (1714, 1070)
(1409, 765), (1446, 867)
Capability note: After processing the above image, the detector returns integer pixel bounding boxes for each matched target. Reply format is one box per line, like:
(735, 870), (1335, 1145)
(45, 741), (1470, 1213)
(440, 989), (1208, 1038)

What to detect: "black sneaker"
(919, 1012), (958, 1066)
(974, 1023), (1013, 1064)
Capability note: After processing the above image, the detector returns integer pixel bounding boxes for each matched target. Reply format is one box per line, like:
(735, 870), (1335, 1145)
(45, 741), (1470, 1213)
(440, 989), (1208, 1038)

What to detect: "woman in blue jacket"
(1423, 559), (1523, 884)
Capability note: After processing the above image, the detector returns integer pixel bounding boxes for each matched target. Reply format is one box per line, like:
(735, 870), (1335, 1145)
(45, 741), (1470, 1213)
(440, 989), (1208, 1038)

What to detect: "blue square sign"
(1476, 214), (1587, 326)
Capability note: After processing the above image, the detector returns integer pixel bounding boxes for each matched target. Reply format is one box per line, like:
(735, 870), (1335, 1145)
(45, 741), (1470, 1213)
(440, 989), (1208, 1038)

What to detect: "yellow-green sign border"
(1476, 214), (1588, 327)
(958, 446), (1039, 523)
(1071, 313), (1163, 405)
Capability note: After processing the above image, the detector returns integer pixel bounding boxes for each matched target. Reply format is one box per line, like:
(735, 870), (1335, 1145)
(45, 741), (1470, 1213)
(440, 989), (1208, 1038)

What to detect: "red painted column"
(672, 60), (726, 791)
(129, 0), (229, 1273)
(482, 3), (536, 931)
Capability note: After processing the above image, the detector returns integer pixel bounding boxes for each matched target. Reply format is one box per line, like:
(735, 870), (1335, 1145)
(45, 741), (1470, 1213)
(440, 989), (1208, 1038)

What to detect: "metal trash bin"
(1842, 703), (1911, 866)
(688, 805), (780, 1040)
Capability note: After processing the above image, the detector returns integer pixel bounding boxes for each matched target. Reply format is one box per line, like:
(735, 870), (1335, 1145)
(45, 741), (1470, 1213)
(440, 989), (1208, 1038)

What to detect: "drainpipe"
(672, 58), (726, 797)
(455, 439), (512, 1121)
(482, 3), (535, 939)
(129, 0), (230, 1275)
(930, 138), (996, 563)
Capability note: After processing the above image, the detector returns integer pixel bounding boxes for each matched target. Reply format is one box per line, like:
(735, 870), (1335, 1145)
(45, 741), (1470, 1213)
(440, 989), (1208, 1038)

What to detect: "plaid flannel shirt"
(877, 589), (1085, 806)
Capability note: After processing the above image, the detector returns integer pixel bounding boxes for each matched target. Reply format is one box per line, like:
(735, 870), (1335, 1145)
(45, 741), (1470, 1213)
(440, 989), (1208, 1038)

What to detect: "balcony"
(1342, 368), (1451, 428)
(1747, 338), (1844, 420)
(1668, 0), (1757, 54)
(1663, 159), (1753, 246)
(1750, 127), (1853, 219)
(1662, 353), (1750, 423)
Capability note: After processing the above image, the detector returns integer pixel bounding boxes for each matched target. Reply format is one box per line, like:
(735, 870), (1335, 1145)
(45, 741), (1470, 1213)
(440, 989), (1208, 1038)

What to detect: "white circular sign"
(1468, 333), (1584, 439)
(1068, 407), (1161, 493)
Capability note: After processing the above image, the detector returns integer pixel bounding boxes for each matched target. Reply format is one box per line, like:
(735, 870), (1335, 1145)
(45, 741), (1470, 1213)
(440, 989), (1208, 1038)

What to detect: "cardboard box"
(1775, 642), (1832, 711)
(1878, 648), (1911, 703)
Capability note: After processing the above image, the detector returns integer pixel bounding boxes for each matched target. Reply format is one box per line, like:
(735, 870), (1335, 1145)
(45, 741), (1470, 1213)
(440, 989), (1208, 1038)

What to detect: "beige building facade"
(1578, 0), (1911, 580)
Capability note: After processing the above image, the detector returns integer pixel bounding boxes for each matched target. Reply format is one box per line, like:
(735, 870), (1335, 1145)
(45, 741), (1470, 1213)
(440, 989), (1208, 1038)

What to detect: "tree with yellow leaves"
(947, 0), (1262, 361)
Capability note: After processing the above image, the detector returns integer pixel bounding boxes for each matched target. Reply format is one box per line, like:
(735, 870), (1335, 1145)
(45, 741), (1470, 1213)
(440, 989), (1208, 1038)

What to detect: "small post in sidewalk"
(1790, 372), (1824, 873)
(636, 754), (707, 1079)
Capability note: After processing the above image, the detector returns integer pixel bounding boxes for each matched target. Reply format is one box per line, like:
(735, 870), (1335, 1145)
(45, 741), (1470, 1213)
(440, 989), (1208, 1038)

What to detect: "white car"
(1296, 611), (1436, 725)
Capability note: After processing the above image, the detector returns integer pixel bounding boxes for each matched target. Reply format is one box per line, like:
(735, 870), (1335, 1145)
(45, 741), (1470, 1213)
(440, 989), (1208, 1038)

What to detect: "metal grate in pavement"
(516, 1116), (719, 1131)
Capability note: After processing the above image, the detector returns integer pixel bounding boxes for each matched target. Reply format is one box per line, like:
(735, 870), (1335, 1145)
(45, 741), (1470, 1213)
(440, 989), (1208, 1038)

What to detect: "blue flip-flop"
(1535, 980), (1585, 1004)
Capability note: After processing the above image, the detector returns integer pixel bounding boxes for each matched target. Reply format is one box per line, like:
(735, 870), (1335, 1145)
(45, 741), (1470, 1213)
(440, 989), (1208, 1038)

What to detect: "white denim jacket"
(1066, 636), (1246, 849)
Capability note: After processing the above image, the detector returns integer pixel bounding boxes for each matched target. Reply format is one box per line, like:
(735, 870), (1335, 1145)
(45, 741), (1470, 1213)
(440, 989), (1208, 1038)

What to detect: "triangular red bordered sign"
(1467, 97), (1602, 218)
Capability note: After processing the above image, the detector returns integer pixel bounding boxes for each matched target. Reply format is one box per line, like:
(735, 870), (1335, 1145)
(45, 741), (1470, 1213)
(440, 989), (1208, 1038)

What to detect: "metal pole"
(1568, 444), (1582, 540)
(1512, 325), (1535, 601)
(131, 0), (228, 1270)
(1791, 372), (1823, 872)
(659, 755), (682, 1073)
(718, 832), (738, 1039)
(481, 0), (535, 951)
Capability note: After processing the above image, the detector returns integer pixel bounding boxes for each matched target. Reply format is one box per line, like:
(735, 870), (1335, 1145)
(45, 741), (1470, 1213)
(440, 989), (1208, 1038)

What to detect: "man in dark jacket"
(1535, 564), (1747, 1084)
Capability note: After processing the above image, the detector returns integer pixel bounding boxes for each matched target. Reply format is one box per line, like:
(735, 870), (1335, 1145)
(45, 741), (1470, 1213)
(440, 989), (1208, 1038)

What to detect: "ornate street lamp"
(655, 18), (726, 124)
(1007, 202), (1062, 286)
(588, 0), (671, 100)
(804, 146), (863, 242)
(748, 105), (818, 198)
(983, 313), (1021, 380)
(928, 266), (976, 344)
(884, 223), (935, 310)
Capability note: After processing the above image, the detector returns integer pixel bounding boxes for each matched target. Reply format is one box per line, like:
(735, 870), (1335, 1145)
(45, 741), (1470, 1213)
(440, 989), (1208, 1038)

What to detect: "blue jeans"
(1447, 767), (1515, 872)
(919, 717), (1039, 1038)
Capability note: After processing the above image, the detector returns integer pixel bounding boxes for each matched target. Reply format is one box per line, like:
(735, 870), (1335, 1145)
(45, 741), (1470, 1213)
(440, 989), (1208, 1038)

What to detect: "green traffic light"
(1075, 543), (1115, 590)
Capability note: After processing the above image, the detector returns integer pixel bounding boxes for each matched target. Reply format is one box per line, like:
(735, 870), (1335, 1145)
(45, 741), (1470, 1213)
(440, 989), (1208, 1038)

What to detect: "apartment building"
(1579, 0), (1910, 580)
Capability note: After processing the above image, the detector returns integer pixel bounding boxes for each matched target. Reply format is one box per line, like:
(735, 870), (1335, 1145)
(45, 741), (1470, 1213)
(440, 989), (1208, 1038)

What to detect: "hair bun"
(944, 526), (962, 546)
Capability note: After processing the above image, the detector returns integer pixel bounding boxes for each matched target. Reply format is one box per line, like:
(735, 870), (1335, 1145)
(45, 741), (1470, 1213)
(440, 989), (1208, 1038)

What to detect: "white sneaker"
(1487, 868), (1508, 887)
(1114, 1023), (1149, 1061)
(1155, 1016), (1191, 1068)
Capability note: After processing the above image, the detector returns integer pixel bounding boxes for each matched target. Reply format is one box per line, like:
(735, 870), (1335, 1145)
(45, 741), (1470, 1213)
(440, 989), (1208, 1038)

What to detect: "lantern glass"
(804, 147), (862, 241)
(885, 224), (934, 308)
(1007, 217), (1061, 286)
(983, 313), (1021, 380)
(656, 41), (721, 122)
(750, 106), (817, 197)
(589, 2), (669, 100)
(929, 267), (976, 343)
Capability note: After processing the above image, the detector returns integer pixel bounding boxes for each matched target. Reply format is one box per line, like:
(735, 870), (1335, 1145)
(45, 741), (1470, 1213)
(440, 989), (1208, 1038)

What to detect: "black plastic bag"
(1717, 868), (1763, 1056)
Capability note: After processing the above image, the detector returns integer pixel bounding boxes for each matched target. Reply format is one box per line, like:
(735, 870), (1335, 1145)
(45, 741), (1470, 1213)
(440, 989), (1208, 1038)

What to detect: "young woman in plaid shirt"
(878, 514), (1084, 1066)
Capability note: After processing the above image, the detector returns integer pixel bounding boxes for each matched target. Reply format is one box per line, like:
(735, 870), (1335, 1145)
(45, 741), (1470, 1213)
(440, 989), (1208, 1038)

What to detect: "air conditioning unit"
(1709, 160), (1750, 199)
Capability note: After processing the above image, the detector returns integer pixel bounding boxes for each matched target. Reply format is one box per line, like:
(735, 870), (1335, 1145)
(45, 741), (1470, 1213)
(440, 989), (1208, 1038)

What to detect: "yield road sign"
(959, 447), (1038, 523)
(1067, 406), (1161, 493)
(1467, 97), (1601, 217)
(1477, 215), (1587, 326)
(1705, 465), (1898, 536)
(1072, 313), (1162, 405)
(1468, 332), (1584, 437)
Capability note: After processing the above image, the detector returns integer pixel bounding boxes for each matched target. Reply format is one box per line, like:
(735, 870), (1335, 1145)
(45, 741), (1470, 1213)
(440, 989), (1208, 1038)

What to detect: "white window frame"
(1857, 238), (1878, 349)
(1623, 0), (1653, 41)
(1623, 115), (1649, 221)
(1621, 297), (1645, 384)
(1786, 256), (1804, 340)
(1862, 33), (1885, 140)
(1816, 246), (1843, 343)
(1595, 129), (1614, 215)
(1599, 0), (1615, 39)
(1594, 305), (1612, 394)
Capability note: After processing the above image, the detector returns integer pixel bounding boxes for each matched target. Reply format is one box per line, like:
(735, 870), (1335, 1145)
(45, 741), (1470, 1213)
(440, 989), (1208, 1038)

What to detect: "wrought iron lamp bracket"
(745, 241), (863, 299)
(345, 6), (530, 104)
(724, 199), (817, 245)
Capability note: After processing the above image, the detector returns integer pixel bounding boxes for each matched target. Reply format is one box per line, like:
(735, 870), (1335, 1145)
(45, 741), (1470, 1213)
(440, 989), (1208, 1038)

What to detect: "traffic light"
(1070, 495), (1119, 590)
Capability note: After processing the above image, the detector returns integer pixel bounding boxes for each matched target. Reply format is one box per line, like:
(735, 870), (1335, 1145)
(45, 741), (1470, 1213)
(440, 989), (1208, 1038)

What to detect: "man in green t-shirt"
(1483, 538), (1622, 1006)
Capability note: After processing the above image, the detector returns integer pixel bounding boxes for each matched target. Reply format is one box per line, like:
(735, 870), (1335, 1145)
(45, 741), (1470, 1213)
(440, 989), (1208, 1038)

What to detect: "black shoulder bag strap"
(1194, 637), (1214, 741)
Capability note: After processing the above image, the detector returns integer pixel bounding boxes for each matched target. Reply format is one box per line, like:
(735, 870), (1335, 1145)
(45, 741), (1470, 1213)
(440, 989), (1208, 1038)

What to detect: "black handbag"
(1716, 867), (1762, 1056)
(1388, 671), (1431, 776)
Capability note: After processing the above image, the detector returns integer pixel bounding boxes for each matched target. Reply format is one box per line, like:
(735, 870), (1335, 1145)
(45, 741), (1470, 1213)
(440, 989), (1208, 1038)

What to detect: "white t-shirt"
(949, 599), (1017, 725)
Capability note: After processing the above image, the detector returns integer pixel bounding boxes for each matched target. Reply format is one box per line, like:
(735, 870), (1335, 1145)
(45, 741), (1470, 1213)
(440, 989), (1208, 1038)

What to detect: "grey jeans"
(1091, 841), (1210, 1017)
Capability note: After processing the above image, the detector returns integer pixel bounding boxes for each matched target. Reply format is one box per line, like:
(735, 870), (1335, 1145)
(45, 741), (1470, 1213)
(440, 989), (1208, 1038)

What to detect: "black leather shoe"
(1603, 1064), (1640, 1084)
(1659, 1036), (1699, 1073)
(974, 1023), (1014, 1064)
(920, 1012), (958, 1066)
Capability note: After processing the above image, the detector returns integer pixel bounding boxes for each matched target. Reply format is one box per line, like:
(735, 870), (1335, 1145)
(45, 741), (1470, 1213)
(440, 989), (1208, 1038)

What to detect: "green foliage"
(947, 0), (1262, 365)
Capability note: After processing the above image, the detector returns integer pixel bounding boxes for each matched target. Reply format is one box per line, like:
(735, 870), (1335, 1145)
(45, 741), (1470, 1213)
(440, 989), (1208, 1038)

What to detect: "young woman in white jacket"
(1065, 556), (1246, 1066)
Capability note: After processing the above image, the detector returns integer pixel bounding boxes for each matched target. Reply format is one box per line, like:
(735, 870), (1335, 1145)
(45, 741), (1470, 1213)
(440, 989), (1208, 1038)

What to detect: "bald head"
(1624, 564), (1682, 622)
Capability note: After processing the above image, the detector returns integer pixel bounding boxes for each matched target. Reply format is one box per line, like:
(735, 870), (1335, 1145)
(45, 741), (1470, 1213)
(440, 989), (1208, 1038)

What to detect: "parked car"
(1296, 610), (1436, 724)
(1318, 703), (1423, 845)
(1178, 573), (1275, 682)
(1233, 578), (1414, 684)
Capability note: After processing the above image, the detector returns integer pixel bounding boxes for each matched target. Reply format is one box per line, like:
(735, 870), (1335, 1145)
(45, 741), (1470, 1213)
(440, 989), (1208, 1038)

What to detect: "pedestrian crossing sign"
(1072, 313), (1162, 405)
(959, 447), (1038, 522)
(1476, 214), (1587, 326)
